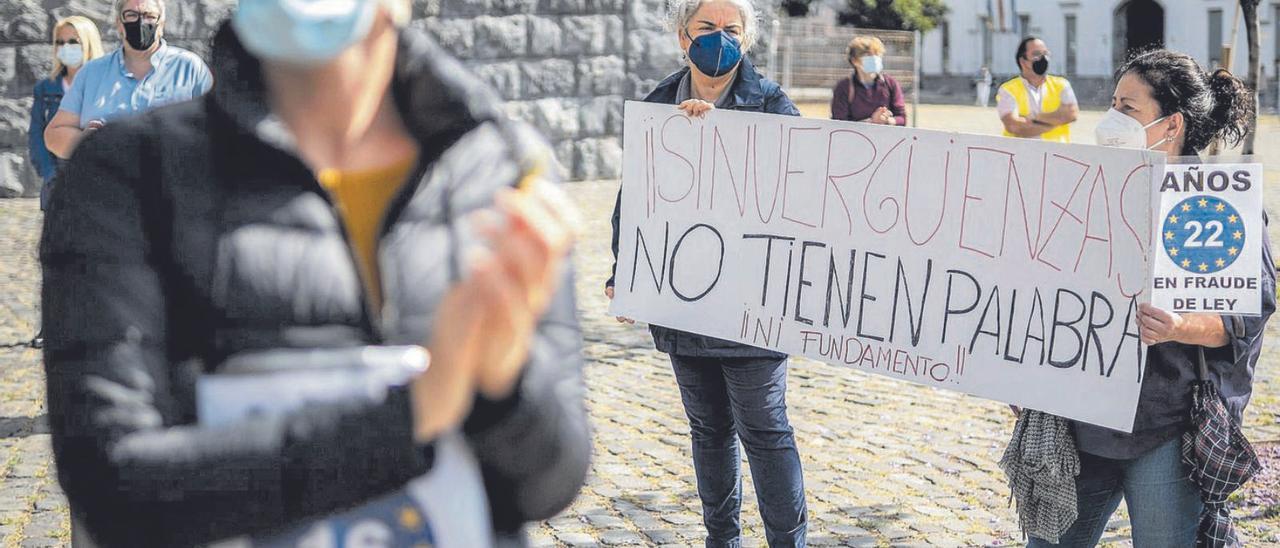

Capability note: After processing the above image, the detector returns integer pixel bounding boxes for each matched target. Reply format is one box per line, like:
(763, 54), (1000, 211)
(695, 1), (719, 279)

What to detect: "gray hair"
(667, 0), (758, 53)
(112, 0), (165, 21)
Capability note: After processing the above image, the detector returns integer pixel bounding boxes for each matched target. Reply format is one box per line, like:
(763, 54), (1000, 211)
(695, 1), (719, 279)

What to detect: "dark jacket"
(1075, 218), (1276, 459)
(41, 24), (589, 547)
(607, 58), (795, 358)
(28, 76), (64, 208)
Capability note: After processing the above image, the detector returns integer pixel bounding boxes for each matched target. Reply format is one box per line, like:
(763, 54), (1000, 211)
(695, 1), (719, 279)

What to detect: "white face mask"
(1094, 108), (1170, 149)
(57, 44), (84, 68)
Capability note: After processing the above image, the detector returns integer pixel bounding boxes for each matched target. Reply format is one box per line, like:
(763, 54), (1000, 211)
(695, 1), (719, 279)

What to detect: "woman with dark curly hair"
(1024, 49), (1275, 547)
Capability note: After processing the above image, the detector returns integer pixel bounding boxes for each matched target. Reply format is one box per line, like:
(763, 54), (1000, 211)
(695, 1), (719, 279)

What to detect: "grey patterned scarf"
(999, 409), (1080, 543)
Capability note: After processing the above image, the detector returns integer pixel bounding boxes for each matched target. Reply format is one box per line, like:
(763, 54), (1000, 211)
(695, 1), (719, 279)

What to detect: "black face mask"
(123, 20), (158, 51)
(1031, 57), (1049, 76)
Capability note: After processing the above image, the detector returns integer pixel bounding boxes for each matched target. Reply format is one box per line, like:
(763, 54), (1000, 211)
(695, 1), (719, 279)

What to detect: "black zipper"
(371, 160), (432, 333)
(298, 146), (432, 344)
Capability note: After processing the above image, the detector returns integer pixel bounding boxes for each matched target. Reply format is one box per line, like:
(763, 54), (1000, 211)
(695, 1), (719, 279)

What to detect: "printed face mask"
(686, 30), (742, 78)
(233, 0), (380, 66)
(1094, 108), (1170, 149)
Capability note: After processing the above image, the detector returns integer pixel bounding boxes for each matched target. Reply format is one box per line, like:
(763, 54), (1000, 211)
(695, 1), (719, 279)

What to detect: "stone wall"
(414, 0), (680, 180)
(0, 0), (686, 197)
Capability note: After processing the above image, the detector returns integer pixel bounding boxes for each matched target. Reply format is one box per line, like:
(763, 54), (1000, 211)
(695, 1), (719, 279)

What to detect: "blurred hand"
(412, 282), (484, 443)
(1138, 303), (1185, 345)
(467, 179), (581, 399)
(86, 119), (106, 132)
(678, 99), (715, 118)
(872, 107), (893, 125)
(604, 286), (634, 324)
(410, 179), (580, 442)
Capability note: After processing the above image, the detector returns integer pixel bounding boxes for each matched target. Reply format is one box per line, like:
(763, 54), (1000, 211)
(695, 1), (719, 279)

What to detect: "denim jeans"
(669, 355), (807, 548)
(1027, 437), (1202, 547)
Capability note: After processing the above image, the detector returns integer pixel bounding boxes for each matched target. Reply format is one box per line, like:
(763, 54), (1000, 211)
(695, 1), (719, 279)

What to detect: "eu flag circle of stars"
(264, 490), (436, 548)
(1162, 195), (1245, 274)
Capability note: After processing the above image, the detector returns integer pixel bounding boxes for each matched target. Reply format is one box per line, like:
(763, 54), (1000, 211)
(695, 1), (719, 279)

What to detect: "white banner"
(611, 101), (1166, 432)
(1151, 163), (1264, 315)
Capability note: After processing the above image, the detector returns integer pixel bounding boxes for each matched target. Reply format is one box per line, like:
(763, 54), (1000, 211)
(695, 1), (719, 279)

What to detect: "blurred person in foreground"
(40, 0), (590, 546)
(997, 36), (1077, 142)
(606, 0), (807, 545)
(44, 0), (211, 160)
(830, 35), (906, 126)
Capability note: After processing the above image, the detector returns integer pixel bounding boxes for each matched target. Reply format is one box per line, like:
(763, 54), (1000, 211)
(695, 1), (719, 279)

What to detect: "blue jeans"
(669, 355), (807, 548)
(1027, 437), (1202, 547)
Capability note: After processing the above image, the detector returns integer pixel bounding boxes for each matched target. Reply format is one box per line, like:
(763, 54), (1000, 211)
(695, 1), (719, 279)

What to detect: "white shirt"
(996, 76), (1077, 118)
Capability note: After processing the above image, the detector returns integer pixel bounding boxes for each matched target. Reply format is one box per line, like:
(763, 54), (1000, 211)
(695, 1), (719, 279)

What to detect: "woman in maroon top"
(830, 36), (906, 126)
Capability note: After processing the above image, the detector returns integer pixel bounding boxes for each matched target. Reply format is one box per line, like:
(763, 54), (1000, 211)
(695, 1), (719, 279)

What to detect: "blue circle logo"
(1162, 195), (1245, 274)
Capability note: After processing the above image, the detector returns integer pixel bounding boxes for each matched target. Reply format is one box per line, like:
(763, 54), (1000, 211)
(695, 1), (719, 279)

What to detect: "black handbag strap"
(1196, 347), (1210, 381)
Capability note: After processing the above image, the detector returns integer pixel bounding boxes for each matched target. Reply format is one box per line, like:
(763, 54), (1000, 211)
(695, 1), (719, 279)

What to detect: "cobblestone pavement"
(2, 106), (1279, 547)
(0, 200), (71, 548)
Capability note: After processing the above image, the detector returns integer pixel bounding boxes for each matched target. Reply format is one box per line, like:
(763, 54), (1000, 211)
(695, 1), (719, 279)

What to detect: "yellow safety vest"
(1000, 75), (1072, 143)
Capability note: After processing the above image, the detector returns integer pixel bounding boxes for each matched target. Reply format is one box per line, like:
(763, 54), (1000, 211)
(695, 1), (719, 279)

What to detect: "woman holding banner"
(605, 0), (807, 545)
(41, 0), (589, 545)
(1017, 49), (1275, 547)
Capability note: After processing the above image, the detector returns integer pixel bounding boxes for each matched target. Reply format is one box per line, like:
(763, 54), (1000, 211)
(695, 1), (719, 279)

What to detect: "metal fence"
(767, 18), (920, 126)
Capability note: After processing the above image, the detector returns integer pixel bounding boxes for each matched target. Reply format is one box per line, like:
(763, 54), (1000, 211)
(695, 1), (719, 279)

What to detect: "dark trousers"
(669, 355), (807, 548)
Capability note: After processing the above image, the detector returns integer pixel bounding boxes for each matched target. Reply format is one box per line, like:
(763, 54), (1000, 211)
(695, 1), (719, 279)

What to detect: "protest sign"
(1150, 162), (1264, 315)
(610, 101), (1164, 432)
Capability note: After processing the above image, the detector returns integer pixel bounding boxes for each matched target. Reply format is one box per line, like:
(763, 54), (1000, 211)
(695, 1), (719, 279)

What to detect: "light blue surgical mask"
(57, 44), (85, 68)
(860, 55), (883, 75)
(232, 0), (380, 66)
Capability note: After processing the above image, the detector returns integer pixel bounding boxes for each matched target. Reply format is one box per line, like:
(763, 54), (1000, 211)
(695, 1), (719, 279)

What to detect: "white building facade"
(919, 0), (1279, 83)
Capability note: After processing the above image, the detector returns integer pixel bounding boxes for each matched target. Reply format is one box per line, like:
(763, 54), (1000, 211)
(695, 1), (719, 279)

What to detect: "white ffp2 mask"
(1094, 108), (1169, 149)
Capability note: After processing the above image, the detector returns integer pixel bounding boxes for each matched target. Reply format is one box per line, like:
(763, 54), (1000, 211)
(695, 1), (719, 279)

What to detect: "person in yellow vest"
(997, 36), (1078, 142)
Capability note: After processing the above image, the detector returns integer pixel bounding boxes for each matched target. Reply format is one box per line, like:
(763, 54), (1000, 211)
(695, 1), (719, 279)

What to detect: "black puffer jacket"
(41, 24), (589, 547)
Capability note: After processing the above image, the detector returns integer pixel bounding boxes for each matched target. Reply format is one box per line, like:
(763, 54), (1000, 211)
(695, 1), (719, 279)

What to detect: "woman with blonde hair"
(26, 15), (103, 351)
(831, 35), (906, 126)
(28, 15), (104, 210)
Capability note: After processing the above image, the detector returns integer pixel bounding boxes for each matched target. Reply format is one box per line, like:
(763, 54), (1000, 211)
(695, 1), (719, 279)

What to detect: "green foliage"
(838, 0), (949, 32)
(781, 0), (816, 17)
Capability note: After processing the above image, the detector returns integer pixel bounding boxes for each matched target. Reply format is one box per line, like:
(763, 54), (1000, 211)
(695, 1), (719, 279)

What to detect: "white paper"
(1150, 163), (1264, 315)
(199, 351), (492, 547)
